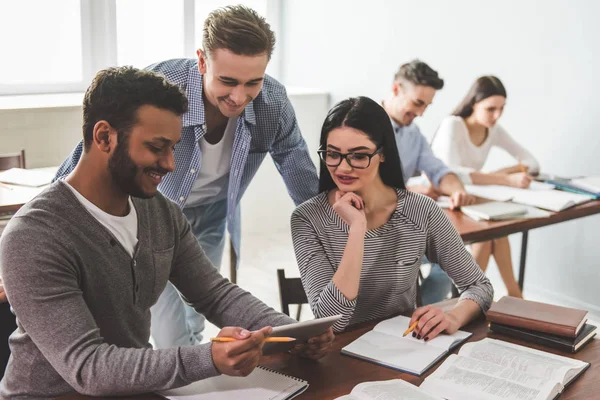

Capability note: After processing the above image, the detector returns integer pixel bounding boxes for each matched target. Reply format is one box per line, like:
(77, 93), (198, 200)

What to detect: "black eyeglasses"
(317, 147), (383, 169)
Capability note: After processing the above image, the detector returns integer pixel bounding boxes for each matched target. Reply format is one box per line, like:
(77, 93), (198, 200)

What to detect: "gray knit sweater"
(0, 181), (293, 398)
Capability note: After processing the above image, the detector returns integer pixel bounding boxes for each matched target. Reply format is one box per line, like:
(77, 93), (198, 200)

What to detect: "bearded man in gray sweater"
(0, 66), (333, 399)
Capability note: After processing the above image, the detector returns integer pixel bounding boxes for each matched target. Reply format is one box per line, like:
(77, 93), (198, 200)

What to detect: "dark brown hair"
(83, 66), (188, 151)
(394, 59), (444, 90)
(203, 5), (275, 59)
(452, 76), (507, 118)
(318, 97), (406, 192)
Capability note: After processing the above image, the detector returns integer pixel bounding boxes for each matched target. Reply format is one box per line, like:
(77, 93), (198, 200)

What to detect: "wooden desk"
(445, 200), (600, 290)
(55, 315), (599, 400)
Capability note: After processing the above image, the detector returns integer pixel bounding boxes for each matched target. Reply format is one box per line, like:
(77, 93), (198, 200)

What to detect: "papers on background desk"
(465, 183), (591, 212)
(0, 168), (56, 187)
(436, 196), (451, 209)
(463, 203), (551, 221)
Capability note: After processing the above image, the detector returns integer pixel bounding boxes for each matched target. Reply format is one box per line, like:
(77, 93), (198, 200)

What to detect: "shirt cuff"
(179, 343), (220, 383)
(431, 166), (455, 188)
(313, 280), (357, 332)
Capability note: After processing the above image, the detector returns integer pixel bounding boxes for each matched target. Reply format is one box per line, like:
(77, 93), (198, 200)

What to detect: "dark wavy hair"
(452, 76), (507, 118)
(82, 66), (188, 151)
(318, 96), (405, 192)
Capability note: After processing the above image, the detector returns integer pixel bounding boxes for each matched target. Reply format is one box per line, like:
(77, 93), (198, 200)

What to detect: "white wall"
(282, 0), (600, 310)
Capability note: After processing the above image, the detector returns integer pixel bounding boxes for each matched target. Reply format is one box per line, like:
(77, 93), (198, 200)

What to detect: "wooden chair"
(277, 269), (307, 320)
(0, 150), (25, 171)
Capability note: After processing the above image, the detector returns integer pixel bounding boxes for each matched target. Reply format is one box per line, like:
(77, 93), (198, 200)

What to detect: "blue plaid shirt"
(391, 120), (452, 187)
(55, 59), (318, 259)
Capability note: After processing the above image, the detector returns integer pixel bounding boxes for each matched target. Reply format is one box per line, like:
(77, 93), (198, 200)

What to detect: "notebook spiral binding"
(258, 366), (307, 383)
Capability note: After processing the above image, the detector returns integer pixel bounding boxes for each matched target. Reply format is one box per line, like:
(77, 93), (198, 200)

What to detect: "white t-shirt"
(431, 116), (540, 183)
(185, 117), (237, 207)
(64, 181), (138, 257)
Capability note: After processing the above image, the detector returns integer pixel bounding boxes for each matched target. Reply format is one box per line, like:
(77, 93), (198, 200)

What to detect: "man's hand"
(448, 191), (476, 210)
(211, 326), (272, 377)
(407, 185), (441, 200)
(0, 278), (7, 303)
(292, 327), (335, 360)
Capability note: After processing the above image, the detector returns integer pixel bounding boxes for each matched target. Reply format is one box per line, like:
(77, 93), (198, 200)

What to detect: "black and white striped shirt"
(291, 189), (493, 332)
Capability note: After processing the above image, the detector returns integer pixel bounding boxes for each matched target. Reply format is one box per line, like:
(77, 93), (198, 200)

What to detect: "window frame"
(0, 0), (280, 96)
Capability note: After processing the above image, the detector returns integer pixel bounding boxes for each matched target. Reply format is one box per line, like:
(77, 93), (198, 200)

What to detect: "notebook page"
(335, 379), (442, 400)
(159, 366), (307, 400)
(373, 315), (471, 350)
(420, 354), (559, 400)
(457, 338), (586, 383)
(342, 330), (446, 374)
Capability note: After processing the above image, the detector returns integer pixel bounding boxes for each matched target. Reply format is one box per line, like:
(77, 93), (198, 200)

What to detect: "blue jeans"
(150, 200), (227, 348)
(420, 258), (453, 306)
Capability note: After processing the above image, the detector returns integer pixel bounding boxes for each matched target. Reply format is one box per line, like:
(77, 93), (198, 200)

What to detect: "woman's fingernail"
(417, 335), (421, 340)
(240, 329), (250, 336)
(424, 337), (429, 342)
(412, 332), (416, 337)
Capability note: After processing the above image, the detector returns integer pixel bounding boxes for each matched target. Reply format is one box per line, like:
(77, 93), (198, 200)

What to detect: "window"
(116, 0), (185, 68)
(0, 0), (277, 96)
(0, 0), (84, 93)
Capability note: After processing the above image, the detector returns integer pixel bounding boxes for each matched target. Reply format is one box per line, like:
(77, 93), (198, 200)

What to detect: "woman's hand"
(506, 172), (531, 188)
(409, 305), (461, 341)
(332, 191), (366, 229)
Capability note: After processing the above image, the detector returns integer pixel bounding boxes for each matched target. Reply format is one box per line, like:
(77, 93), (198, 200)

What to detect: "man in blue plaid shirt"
(55, 5), (318, 348)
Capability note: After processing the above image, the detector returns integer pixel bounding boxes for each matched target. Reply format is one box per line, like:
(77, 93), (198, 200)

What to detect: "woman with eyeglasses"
(290, 96), (493, 338)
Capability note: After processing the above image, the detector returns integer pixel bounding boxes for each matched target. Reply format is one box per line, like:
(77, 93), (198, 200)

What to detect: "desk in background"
(444, 200), (600, 291)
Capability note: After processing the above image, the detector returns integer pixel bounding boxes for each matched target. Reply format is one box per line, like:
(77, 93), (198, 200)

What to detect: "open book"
(419, 338), (590, 400)
(341, 315), (472, 376)
(159, 366), (308, 400)
(335, 379), (441, 400)
(465, 184), (591, 212)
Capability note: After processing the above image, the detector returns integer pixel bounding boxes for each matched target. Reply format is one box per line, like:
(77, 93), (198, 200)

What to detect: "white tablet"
(262, 314), (342, 355)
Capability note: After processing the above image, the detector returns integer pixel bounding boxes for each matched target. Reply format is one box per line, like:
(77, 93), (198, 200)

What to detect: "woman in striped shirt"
(291, 96), (493, 339)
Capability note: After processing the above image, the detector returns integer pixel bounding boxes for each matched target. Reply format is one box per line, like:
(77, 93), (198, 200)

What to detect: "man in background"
(382, 60), (476, 304)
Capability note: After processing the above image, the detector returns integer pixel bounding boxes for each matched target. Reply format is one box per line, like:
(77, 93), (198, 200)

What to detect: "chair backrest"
(277, 269), (308, 318)
(0, 150), (26, 171)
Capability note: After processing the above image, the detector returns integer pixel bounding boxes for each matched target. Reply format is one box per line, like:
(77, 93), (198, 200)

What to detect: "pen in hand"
(403, 320), (419, 337)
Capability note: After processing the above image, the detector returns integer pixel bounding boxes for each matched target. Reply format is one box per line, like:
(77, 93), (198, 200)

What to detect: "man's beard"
(108, 134), (155, 199)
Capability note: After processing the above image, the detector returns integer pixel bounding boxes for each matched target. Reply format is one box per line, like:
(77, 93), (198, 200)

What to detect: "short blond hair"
(203, 5), (275, 59)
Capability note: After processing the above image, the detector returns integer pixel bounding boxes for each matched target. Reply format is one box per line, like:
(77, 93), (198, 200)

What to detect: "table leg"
(518, 231), (529, 291)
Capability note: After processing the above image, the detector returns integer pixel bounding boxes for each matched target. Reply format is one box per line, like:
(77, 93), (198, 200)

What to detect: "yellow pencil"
(518, 160), (526, 174)
(211, 336), (296, 343)
(403, 320), (419, 337)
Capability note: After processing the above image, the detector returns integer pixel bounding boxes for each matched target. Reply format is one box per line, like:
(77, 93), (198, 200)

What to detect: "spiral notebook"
(159, 366), (308, 400)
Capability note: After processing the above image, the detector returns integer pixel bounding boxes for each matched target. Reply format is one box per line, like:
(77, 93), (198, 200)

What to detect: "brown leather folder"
(487, 296), (588, 338)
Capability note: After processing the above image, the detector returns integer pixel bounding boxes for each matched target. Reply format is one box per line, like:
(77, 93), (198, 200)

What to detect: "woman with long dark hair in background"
(432, 76), (540, 298)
